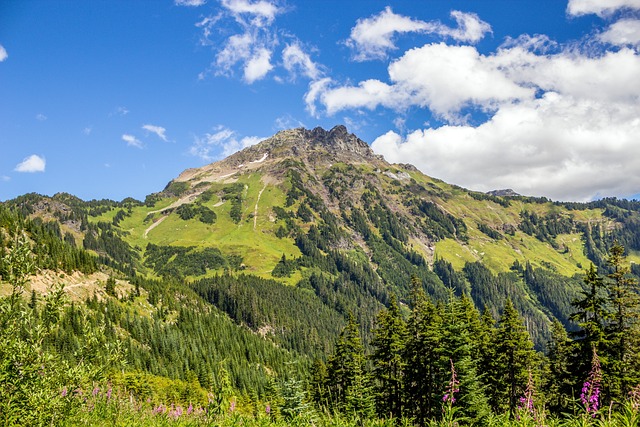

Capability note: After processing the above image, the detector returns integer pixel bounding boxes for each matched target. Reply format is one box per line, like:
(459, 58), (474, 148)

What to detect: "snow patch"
(251, 153), (268, 164)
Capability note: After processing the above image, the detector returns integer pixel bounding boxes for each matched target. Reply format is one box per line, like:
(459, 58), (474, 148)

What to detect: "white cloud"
(1, 175), (10, 182)
(347, 7), (436, 61)
(122, 134), (143, 148)
(36, 113), (47, 121)
(244, 47), (273, 83)
(310, 43), (532, 121)
(175, 0), (206, 6)
(283, 43), (321, 80)
(189, 126), (264, 161)
(311, 16), (640, 201)
(111, 106), (129, 116)
(372, 92), (640, 202)
(82, 126), (92, 135)
(221, 0), (280, 27)
(567, 0), (640, 17)
(599, 19), (640, 46)
(346, 8), (491, 61)
(0, 45), (7, 62)
(15, 155), (46, 173)
(142, 124), (169, 142)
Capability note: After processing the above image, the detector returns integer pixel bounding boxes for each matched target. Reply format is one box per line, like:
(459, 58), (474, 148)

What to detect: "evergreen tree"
(326, 314), (374, 417)
(545, 319), (573, 412)
(603, 242), (640, 397)
(403, 277), (443, 424)
(492, 298), (538, 415)
(438, 290), (490, 423)
(569, 263), (609, 387)
(370, 294), (407, 419)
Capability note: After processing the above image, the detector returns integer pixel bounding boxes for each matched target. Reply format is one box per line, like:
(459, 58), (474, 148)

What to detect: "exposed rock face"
(487, 189), (521, 197)
(175, 125), (385, 185)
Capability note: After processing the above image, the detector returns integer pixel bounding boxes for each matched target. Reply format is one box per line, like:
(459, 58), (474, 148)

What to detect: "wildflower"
(92, 386), (100, 397)
(187, 403), (194, 415)
(106, 385), (112, 401)
(517, 370), (535, 414)
(443, 359), (460, 404)
(61, 387), (68, 397)
(230, 399), (236, 412)
(266, 403), (271, 414)
(580, 347), (602, 417)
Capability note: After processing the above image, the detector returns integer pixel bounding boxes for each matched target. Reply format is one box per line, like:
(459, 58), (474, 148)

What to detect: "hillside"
(3, 125), (640, 365)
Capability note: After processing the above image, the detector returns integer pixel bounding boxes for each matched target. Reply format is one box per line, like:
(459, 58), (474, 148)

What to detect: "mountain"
(3, 125), (640, 390)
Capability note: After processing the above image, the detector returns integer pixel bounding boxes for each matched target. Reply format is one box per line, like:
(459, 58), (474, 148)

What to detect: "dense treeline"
(192, 273), (344, 358)
(313, 243), (640, 423)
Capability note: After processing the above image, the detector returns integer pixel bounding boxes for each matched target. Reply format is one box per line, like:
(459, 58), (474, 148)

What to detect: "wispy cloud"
(189, 125), (264, 161)
(175, 0), (206, 6)
(111, 106), (129, 116)
(1, 175), (11, 182)
(283, 42), (321, 80)
(142, 124), (169, 142)
(122, 134), (143, 148)
(346, 8), (491, 61)
(82, 126), (92, 135)
(15, 155), (46, 173)
(197, 0), (321, 84)
(36, 113), (47, 121)
(0, 44), (7, 62)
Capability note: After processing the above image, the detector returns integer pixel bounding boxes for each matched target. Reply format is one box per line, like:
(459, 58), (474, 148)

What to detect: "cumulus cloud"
(15, 155), (46, 173)
(599, 19), (640, 46)
(567, 0), (640, 17)
(0, 45), (7, 62)
(142, 124), (169, 142)
(122, 134), (143, 148)
(309, 43), (533, 121)
(175, 0), (206, 6)
(310, 15), (640, 201)
(189, 126), (264, 161)
(372, 92), (640, 202)
(346, 8), (491, 61)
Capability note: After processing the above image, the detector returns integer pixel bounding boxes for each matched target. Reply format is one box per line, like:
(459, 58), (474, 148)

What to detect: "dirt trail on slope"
(254, 183), (268, 230)
(144, 215), (167, 238)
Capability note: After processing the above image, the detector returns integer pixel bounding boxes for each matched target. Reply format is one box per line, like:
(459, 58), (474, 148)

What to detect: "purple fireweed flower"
(443, 359), (460, 404)
(517, 370), (535, 414)
(266, 404), (271, 414)
(580, 347), (602, 417)
(106, 385), (112, 401)
(230, 399), (236, 412)
(92, 386), (100, 397)
(61, 387), (68, 397)
(187, 403), (194, 415)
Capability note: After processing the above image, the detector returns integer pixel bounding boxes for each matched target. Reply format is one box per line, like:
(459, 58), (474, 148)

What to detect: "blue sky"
(1, 0), (639, 202)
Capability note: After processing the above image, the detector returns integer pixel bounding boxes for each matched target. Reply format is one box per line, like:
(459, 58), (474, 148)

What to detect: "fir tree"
(492, 298), (538, 415)
(370, 294), (407, 419)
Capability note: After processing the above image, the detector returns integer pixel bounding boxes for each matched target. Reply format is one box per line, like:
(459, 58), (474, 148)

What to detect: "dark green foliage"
(144, 244), (237, 277)
(192, 273), (344, 357)
(175, 203), (217, 224)
(477, 222), (503, 240)
(163, 180), (190, 197)
(518, 210), (574, 247)
(468, 191), (511, 207)
(271, 253), (297, 277)
(222, 183), (245, 223)
(370, 295), (407, 419)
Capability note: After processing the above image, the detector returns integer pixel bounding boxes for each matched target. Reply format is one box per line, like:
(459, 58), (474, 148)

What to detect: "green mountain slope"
(4, 125), (640, 359)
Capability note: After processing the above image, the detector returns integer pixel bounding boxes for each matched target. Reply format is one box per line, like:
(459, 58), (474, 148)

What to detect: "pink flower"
(580, 348), (602, 417)
(61, 387), (68, 397)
